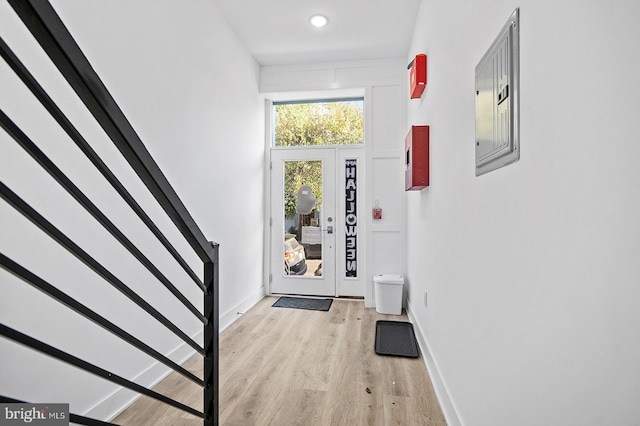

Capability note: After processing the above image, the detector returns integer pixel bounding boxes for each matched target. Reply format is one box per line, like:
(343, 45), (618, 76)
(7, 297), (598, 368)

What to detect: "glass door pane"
(283, 160), (322, 277)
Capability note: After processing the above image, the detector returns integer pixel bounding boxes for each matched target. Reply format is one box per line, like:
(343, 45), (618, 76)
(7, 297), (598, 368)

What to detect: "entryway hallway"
(114, 297), (446, 425)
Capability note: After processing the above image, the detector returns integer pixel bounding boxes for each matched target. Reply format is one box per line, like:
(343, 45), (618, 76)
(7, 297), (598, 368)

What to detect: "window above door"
(272, 98), (364, 147)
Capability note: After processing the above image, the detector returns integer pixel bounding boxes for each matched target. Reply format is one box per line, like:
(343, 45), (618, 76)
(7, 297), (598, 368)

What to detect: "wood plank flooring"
(113, 296), (446, 425)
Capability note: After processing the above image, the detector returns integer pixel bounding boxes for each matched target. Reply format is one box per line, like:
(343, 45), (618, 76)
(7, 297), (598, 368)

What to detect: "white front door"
(270, 147), (364, 297)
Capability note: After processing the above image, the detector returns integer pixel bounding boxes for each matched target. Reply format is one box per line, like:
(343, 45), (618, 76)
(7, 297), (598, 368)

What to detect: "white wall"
(406, 0), (640, 424)
(0, 0), (264, 420)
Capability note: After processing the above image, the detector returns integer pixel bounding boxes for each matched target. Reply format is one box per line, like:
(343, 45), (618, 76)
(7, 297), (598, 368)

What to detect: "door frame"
(266, 144), (366, 298)
(270, 147), (336, 296)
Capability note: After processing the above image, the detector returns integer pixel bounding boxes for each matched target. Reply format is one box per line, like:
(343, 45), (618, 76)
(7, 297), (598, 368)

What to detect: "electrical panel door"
(475, 9), (520, 176)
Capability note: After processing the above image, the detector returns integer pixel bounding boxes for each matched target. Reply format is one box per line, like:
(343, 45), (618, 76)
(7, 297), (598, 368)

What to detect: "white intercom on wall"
(475, 8), (520, 176)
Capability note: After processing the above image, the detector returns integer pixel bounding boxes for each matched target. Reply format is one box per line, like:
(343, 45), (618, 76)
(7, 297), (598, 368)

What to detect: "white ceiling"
(212, 0), (422, 66)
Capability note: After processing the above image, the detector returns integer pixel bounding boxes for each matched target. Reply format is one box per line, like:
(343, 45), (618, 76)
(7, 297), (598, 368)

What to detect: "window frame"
(272, 97), (365, 148)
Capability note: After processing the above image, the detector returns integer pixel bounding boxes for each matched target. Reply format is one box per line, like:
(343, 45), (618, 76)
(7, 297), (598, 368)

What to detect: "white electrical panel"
(475, 9), (520, 176)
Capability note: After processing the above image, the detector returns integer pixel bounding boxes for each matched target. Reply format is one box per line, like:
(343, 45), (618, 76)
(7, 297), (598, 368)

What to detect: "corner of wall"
(219, 285), (265, 333)
(84, 329), (203, 422)
(406, 300), (463, 426)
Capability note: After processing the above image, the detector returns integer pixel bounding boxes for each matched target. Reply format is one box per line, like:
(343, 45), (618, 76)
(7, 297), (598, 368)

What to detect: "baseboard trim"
(219, 285), (265, 332)
(88, 286), (265, 422)
(85, 328), (203, 422)
(406, 301), (463, 426)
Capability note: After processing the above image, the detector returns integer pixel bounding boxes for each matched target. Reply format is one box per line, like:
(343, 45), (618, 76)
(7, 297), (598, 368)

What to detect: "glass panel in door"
(283, 160), (322, 277)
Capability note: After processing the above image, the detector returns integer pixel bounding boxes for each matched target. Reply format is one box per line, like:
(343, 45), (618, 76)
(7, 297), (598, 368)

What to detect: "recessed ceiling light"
(309, 15), (328, 28)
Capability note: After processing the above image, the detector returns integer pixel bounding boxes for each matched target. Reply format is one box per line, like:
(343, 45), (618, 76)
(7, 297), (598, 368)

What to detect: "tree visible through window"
(273, 98), (364, 147)
(274, 98), (364, 219)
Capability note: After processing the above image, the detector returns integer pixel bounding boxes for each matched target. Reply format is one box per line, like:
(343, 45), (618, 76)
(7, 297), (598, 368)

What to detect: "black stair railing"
(0, 0), (218, 425)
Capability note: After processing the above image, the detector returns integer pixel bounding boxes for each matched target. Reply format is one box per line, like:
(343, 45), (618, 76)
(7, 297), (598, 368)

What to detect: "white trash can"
(374, 274), (404, 315)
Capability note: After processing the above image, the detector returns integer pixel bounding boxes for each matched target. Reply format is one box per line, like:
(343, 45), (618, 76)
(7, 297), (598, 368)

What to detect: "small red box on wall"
(409, 54), (427, 99)
(405, 125), (429, 190)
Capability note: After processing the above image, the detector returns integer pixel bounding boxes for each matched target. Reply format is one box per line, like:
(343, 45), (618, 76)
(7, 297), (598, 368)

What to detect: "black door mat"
(375, 320), (420, 358)
(272, 296), (333, 311)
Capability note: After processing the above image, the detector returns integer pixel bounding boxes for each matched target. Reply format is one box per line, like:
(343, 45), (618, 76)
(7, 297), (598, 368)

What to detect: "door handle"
(322, 226), (333, 234)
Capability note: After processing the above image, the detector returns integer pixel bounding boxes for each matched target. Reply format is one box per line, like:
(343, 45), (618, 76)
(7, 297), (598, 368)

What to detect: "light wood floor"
(113, 296), (446, 425)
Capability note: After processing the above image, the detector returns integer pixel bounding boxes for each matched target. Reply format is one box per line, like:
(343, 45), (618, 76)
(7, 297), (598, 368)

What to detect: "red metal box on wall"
(409, 54), (427, 99)
(405, 125), (429, 190)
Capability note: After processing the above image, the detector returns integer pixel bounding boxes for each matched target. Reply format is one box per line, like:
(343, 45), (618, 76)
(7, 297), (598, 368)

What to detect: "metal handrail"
(0, 35), (206, 292)
(0, 0), (219, 424)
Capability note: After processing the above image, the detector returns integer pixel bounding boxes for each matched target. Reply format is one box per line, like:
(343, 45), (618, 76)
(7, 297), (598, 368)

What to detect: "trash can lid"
(373, 274), (404, 284)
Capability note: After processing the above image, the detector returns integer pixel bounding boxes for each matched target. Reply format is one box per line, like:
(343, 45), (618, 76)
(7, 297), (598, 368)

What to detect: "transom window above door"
(273, 98), (364, 147)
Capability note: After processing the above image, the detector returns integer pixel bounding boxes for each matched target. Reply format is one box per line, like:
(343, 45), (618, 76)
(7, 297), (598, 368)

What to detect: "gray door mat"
(272, 296), (333, 311)
(374, 320), (420, 358)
